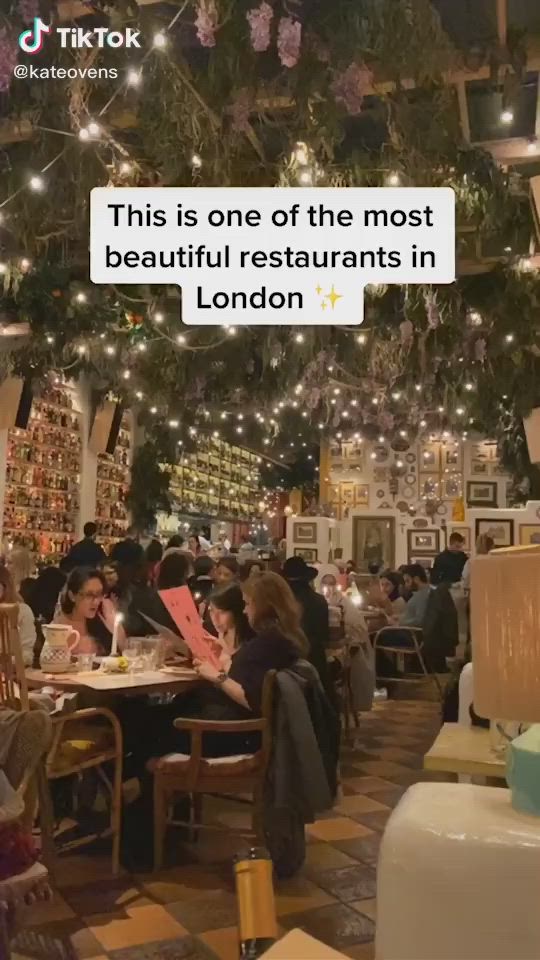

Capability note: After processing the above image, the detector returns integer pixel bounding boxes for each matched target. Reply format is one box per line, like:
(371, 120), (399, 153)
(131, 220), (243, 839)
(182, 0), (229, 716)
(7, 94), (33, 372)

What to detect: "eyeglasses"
(78, 591), (104, 601)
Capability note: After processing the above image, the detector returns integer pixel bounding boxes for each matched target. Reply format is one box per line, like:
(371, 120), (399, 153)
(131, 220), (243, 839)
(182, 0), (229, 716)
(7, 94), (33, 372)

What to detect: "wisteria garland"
(277, 16), (301, 68)
(246, 1), (273, 53)
(0, 29), (18, 93)
(195, 0), (218, 48)
(331, 62), (373, 115)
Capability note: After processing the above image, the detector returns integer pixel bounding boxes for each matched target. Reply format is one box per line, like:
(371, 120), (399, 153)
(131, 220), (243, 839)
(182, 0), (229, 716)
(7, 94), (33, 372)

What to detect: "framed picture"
(373, 467), (388, 483)
(442, 444), (462, 471)
(294, 547), (318, 562)
(475, 519), (514, 548)
(450, 526), (471, 551)
(292, 521), (317, 543)
(442, 476), (462, 500)
(407, 529), (440, 555)
(354, 483), (369, 506)
(420, 442), (440, 472)
(353, 516), (395, 572)
(328, 484), (340, 503)
(420, 475), (440, 498)
(470, 459), (489, 476)
(372, 444), (389, 463)
(410, 556), (435, 571)
(519, 524), (540, 546)
(466, 481), (497, 507)
(340, 482), (355, 507)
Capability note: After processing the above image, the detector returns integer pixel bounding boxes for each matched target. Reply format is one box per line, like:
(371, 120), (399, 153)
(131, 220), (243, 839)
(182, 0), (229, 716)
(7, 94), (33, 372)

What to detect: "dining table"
(25, 666), (199, 703)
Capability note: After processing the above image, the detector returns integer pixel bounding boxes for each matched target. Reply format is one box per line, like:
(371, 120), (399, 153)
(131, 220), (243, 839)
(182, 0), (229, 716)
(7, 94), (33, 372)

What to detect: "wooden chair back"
(0, 604), (29, 710)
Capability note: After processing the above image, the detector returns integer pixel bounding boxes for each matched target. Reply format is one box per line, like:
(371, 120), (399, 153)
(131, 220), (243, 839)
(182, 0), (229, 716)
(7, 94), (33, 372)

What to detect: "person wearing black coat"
(59, 522), (106, 573)
(282, 557), (332, 699)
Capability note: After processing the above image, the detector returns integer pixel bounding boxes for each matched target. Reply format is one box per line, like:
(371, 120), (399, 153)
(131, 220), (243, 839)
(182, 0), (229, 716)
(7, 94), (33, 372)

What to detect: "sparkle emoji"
(315, 282), (343, 311)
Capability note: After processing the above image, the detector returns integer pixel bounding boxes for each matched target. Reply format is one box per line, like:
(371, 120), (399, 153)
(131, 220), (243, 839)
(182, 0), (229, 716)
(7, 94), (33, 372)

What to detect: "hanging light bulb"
(294, 142), (309, 166)
(357, 333), (366, 345)
(153, 31), (167, 48)
(135, 391), (143, 400)
(191, 153), (202, 169)
(386, 171), (401, 186)
(176, 334), (186, 344)
(169, 419), (179, 428)
(119, 161), (133, 176)
(75, 291), (87, 303)
(127, 68), (142, 87)
(298, 169), (313, 186)
(0, 263), (7, 275)
(29, 175), (45, 192)
(150, 406), (158, 414)
(123, 370), (131, 380)
(500, 108), (514, 125)
(295, 333), (304, 343)
(20, 258), (31, 270)
(105, 345), (116, 356)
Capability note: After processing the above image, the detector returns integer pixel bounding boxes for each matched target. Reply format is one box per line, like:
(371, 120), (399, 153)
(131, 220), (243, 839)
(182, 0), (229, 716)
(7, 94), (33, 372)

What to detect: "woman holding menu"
(147, 572), (307, 760)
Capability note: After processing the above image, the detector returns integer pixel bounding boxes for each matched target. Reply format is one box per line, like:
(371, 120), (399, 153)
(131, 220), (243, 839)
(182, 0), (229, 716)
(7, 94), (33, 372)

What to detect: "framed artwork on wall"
(409, 556), (435, 571)
(466, 481), (497, 507)
(442, 445), (462, 471)
(373, 467), (388, 483)
(420, 475), (440, 498)
(353, 516), (395, 572)
(340, 482), (355, 508)
(420, 442), (440, 472)
(470, 459), (489, 476)
(442, 476), (462, 500)
(475, 519), (514, 548)
(450, 526), (471, 551)
(407, 529), (440, 555)
(294, 547), (318, 562)
(354, 484), (369, 506)
(292, 521), (317, 543)
(519, 524), (540, 546)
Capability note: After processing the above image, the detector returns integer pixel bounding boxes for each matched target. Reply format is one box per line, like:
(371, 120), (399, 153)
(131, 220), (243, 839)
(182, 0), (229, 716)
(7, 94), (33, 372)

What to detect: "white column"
(0, 428), (8, 546)
(76, 378), (97, 538)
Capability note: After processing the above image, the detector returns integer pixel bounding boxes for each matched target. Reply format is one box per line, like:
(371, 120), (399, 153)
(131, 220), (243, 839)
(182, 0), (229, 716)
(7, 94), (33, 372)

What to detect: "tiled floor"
(14, 698), (445, 960)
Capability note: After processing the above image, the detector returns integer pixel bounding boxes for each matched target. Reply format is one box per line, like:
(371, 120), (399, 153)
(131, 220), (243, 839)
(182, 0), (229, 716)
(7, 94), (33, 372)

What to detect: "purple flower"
(277, 16), (301, 68)
(194, 0), (218, 48)
(17, 0), (39, 24)
(228, 88), (252, 133)
(331, 62), (373, 115)
(0, 29), (18, 93)
(246, 2), (273, 53)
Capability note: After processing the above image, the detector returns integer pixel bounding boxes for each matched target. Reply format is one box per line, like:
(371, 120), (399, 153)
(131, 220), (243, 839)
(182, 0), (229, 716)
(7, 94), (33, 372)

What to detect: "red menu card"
(158, 586), (221, 669)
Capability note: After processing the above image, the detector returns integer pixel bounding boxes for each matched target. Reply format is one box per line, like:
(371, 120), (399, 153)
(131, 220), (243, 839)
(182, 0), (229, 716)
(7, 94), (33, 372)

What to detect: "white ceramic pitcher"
(40, 623), (80, 674)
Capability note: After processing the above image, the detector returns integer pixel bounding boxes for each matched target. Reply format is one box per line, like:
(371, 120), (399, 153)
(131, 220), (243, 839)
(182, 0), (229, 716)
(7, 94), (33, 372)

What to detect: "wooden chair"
(373, 626), (443, 700)
(152, 671), (276, 871)
(0, 605), (124, 876)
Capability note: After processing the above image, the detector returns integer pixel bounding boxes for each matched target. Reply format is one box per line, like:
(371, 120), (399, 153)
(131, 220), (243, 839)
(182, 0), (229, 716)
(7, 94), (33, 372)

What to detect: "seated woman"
(207, 582), (254, 666)
(316, 567), (368, 647)
(0, 567), (36, 666)
(145, 572), (307, 761)
(54, 568), (121, 655)
(369, 570), (407, 618)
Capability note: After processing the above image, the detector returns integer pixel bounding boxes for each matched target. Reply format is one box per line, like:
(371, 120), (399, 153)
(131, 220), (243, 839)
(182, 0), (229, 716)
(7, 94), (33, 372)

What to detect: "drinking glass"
(76, 653), (94, 672)
(124, 647), (143, 673)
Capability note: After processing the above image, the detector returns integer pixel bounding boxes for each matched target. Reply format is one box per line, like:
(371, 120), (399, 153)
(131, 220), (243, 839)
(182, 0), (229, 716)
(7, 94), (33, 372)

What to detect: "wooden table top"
(25, 666), (198, 697)
(424, 722), (507, 780)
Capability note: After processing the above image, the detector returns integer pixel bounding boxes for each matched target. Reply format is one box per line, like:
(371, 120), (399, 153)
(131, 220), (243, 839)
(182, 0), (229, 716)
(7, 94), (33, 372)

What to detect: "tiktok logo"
(18, 17), (51, 54)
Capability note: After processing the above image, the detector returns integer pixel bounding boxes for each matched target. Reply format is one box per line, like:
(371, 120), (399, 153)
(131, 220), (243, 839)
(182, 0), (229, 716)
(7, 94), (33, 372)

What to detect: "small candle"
(111, 613), (123, 656)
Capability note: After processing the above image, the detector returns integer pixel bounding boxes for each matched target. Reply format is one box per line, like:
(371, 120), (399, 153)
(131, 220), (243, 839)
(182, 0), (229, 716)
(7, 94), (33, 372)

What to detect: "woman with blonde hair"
(0, 566), (36, 666)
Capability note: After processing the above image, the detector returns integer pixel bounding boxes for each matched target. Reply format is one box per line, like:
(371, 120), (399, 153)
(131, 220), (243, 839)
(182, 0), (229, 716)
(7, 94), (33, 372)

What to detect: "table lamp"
(471, 543), (540, 816)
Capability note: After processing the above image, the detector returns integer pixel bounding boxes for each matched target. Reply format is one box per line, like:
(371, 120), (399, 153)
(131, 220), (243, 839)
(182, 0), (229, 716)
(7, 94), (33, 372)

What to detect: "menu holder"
(158, 586), (222, 669)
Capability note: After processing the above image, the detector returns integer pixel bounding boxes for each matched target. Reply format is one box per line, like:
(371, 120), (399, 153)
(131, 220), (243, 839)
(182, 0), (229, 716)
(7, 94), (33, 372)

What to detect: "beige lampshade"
(471, 545), (540, 722)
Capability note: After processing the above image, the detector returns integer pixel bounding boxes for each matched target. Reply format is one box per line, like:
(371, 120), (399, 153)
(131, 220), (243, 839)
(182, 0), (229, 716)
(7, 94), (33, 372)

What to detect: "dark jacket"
(422, 583), (458, 670)
(264, 662), (337, 877)
(431, 549), (468, 585)
(59, 537), (106, 573)
(286, 580), (331, 694)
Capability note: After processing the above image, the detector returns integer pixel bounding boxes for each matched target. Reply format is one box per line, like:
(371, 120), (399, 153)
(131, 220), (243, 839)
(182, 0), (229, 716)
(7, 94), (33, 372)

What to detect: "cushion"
(52, 721), (115, 771)
(158, 752), (259, 776)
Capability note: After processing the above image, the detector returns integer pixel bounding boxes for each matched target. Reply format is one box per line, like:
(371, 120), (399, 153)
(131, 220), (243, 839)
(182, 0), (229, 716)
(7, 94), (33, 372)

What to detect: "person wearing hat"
(282, 556), (332, 701)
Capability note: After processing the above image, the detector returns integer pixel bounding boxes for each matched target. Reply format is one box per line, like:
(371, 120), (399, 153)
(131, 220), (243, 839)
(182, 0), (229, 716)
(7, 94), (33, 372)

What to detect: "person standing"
(60, 522), (106, 573)
(282, 556), (332, 698)
(431, 532), (468, 586)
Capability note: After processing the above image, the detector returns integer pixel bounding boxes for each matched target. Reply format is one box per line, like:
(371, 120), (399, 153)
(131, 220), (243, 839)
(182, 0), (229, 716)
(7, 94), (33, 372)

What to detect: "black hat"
(282, 556), (318, 582)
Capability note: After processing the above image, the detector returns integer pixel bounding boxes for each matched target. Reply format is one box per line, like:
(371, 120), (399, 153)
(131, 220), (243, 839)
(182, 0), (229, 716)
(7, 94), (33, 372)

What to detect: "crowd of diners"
(0, 521), (490, 863)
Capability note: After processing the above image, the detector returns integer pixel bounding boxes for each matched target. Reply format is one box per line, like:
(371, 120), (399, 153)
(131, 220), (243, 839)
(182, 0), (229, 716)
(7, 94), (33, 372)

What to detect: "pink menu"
(158, 586), (221, 669)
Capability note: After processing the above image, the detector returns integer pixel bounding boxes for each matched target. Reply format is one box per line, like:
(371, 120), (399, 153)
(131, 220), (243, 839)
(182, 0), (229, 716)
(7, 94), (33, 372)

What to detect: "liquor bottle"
(234, 848), (277, 959)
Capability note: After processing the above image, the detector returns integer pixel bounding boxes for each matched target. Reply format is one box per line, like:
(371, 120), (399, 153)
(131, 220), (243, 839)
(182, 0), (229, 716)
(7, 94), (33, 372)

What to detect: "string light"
(386, 171), (401, 186)
(169, 419), (179, 428)
(127, 68), (142, 87)
(295, 333), (304, 343)
(135, 391), (143, 400)
(153, 312), (164, 324)
(119, 161), (133, 175)
(105, 345), (116, 356)
(227, 326), (237, 336)
(29, 175), (44, 192)
(505, 333), (514, 343)
(0, 263), (6, 275)
(191, 153), (202, 169)
(298, 169), (313, 186)
(176, 334), (186, 344)
(46, 335), (54, 344)
(137, 342), (147, 352)
(153, 31), (167, 48)
(357, 333), (366, 344)
(456, 407), (465, 416)
(75, 292), (87, 303)
(500, 108), (514, 124)
(465, 382), (473, 391)
(150, 406), (157, 414)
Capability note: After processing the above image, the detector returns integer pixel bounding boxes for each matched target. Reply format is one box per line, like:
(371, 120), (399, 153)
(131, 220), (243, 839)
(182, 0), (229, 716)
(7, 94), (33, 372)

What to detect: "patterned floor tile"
(23, 891), (76, 926)
(85, 903), (188, 952)
(62, 880), (151, 917)
(334, 795), (388, 816)
(13, 919), (105, 959)
(343, 942), (376, 959)
(364, 787), (407, 808)
(139, 867), (229, 905)
(315, 865), (377, 902)
(108, 937), (217, 959)
(166, 892), (238, 934)
(350, 810), (392, 833)
(350, 898), (377, 922)
(274, 875), (336, 915)
(304, 843), (358, 873)
(354, 760), (413, 778)
(280, 902), (375, 948)
(333, 835), (382, 866)
(307, 818), (374, 842)
(198, 926), (239, 960)
(345, 776), (395, 794)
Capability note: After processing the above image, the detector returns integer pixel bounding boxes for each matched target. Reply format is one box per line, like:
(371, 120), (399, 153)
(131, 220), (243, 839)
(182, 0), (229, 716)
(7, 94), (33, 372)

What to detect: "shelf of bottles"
(169, 436), (264, 520)
(95, 411), (132, 548)
(3, 382), (82, 560)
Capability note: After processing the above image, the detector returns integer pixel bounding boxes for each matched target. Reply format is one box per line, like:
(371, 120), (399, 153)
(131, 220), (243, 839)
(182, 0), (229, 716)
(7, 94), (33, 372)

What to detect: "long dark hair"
(145, 538), (163, 564)
(60, 568), (112, 650)
(208, 583), (253, 645)
(157, 552), (190, 590)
